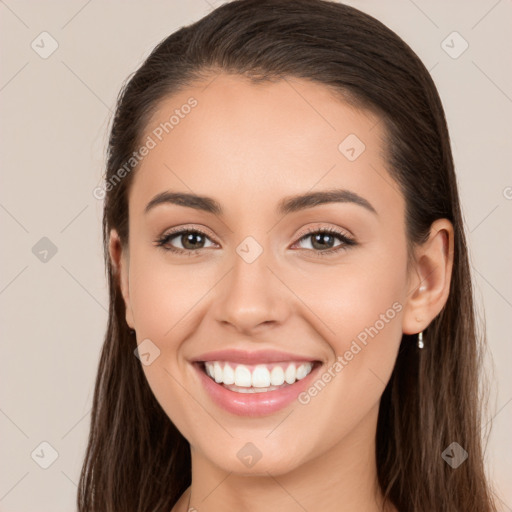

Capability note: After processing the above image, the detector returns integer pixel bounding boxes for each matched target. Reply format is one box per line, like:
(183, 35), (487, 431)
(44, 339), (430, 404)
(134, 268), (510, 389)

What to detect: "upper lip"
(190, 349), (320, 365)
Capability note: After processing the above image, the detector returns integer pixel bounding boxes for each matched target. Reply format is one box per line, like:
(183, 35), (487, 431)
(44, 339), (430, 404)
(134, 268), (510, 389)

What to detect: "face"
(112, 73), (416, 476)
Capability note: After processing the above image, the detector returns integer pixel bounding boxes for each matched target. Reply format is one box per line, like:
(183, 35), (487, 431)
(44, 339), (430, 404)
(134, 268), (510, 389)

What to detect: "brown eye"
(293, 227), (357, 256)
(177, 232), (207, 250)
(305, 232), (338, 250)
(155, 229), (216, 254)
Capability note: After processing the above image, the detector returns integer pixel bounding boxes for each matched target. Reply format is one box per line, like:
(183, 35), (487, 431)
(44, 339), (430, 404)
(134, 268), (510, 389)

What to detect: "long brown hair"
(78, 1), (497, 510)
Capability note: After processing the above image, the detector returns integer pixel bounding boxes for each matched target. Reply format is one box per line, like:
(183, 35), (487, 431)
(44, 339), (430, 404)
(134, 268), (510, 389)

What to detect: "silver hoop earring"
(417, 331), (424, 349)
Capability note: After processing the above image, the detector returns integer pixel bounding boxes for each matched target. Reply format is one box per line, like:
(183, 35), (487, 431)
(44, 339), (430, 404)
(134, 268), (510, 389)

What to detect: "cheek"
(127, 249), (205, 435)
(327, 267), (405, 350)
(128, 248), (211, 337)
(287, 258), (406, 450)
(304, 248), (406, 349)
(308, 245), (407, 401)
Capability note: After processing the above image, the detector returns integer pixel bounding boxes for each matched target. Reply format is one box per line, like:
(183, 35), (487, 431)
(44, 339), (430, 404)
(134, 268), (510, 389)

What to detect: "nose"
(212, 248), (289, 335)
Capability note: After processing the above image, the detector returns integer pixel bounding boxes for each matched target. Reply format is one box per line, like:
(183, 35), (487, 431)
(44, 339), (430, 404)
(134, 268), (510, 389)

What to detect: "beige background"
(0, 0), (511, 510)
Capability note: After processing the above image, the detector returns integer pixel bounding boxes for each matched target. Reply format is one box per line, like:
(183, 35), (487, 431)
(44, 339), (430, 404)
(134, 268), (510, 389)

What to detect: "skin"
(109, 73), (454, 512)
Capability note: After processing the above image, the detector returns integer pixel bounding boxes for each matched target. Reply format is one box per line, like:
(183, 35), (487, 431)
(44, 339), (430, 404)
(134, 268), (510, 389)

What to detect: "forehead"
(129, 73), (403, 222)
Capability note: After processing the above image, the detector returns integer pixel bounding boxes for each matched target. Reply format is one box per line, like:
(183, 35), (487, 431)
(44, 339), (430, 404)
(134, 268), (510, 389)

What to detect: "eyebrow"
(144, 188), (377, 216)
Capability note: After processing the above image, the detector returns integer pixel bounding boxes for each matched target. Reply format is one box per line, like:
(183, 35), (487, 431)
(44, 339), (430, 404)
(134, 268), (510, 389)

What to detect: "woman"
(78, 0), (498, 510)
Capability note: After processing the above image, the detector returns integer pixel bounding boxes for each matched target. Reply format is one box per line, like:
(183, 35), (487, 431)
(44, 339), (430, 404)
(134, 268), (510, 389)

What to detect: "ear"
(402, 218), (455, 335)
(108, 229), (135, 330)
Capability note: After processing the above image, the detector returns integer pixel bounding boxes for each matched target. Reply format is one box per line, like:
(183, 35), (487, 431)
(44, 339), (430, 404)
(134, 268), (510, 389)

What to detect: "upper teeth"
(203, 361), (314, 387)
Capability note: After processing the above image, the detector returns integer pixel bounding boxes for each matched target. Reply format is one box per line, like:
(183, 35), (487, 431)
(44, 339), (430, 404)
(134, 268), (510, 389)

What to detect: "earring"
(417, 331), (424, 349)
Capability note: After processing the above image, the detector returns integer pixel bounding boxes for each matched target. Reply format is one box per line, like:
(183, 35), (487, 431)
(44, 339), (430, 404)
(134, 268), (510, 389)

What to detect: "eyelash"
(154, 226), (357, 257)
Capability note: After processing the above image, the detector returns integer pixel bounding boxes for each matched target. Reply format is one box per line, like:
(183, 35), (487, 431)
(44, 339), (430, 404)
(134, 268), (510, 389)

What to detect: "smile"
(193, 359), (322, 416)
(203, 361), (315, 392)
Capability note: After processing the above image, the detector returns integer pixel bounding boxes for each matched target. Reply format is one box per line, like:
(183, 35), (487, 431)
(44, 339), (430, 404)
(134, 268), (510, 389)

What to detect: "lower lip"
(193, 362), (321, 417)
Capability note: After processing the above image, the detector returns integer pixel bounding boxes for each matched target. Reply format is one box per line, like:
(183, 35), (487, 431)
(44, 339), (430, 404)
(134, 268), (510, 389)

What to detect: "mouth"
(192, 359), (322, 416)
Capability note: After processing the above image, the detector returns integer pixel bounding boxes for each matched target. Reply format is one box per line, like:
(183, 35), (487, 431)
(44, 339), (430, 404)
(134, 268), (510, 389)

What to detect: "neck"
(174, 403), (396, 512)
